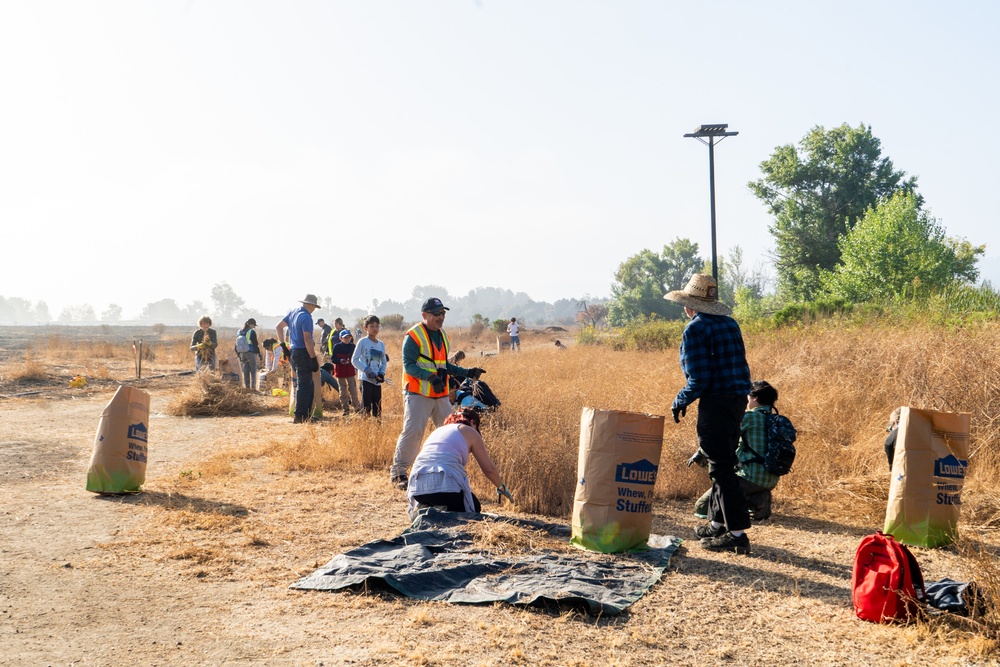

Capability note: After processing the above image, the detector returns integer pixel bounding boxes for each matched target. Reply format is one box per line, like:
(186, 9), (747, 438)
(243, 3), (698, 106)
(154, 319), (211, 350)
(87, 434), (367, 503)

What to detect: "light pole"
(684, 124), (738, 281)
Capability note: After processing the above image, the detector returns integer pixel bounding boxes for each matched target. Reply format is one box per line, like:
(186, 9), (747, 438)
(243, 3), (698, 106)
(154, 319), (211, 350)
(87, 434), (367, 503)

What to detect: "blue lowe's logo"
(934, 454), (967, 479)
(615, 459), (658, 485)
(128, 422), (148, 443)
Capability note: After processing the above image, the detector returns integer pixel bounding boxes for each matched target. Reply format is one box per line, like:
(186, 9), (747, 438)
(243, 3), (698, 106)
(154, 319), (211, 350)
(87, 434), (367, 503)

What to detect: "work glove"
(496, 483), (514, 504)
(430, 375), (447, 394)
(310, 356), (320, 373)
(671, 404), (687, 423)
(466, 367), (486, 381)
(376, 373), (385, 384)
(280, 342), (290, 359)
(686, 449), (709, 468)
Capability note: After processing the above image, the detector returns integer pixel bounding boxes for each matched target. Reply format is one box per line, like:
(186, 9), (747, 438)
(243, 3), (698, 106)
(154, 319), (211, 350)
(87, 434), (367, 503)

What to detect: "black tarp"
(291, 509), (682, 615)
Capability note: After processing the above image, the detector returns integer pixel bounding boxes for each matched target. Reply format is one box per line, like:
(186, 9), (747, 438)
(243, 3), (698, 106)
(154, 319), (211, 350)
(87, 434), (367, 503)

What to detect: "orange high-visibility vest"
(403, 324), (450, 397)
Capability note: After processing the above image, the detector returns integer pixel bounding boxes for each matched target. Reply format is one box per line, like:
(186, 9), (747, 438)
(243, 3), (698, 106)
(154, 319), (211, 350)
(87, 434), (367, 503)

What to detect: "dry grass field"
(3, 322), (1000, 666)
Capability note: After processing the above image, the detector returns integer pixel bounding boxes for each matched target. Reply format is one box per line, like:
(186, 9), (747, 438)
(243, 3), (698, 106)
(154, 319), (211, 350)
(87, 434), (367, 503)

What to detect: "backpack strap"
(742, 406), (774, 465)
(896, 542), (926, 604)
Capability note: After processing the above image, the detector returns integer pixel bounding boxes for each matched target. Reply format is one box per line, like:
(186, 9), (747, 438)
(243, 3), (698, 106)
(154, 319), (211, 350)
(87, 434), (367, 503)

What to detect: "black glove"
(466, 367), (486, 381)
(686, 449), (708, 468)
(310, 356), (320, 373)
(280, 342), (290, 359)
(671, 404), (687, 423)
(430, 376), (446, 394)
(376, 373), (385, 383)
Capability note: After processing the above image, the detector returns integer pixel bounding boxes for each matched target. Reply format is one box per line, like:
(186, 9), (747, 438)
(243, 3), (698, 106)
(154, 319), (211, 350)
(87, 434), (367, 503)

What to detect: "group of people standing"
(275, 295), (388, 421)
(190, 278), (788, 551)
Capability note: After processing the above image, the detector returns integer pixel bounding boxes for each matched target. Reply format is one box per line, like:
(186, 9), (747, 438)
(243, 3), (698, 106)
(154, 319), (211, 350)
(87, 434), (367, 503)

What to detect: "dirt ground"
(1, 333), (997, 666)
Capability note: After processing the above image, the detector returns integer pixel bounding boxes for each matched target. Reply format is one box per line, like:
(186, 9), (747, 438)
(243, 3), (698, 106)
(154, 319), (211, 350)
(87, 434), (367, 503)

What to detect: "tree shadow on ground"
(653, 509), (875, 541)
(93, 489), (249, 517)
(672, 548), (851, 604)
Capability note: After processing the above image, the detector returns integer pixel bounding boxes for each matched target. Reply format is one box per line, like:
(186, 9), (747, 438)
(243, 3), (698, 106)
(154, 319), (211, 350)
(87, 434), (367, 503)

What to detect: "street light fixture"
(684, 123), (738, 281)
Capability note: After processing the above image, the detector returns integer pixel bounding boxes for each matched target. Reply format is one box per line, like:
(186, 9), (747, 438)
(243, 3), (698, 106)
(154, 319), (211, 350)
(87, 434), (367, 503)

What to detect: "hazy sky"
(3, 1), (998, 320)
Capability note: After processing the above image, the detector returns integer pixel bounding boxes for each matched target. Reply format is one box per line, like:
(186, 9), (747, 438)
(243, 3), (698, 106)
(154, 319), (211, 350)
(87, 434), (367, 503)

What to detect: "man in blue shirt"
(276, 294), (321, 423)
(666, 274), (753, 554)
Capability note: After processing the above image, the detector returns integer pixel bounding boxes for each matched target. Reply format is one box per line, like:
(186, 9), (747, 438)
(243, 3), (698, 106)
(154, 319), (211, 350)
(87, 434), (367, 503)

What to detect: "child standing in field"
(190, 315), (218, 371)
(331, 329), (361, 415)
(507, 317), (520, 351)
(352, 315), (388, 417)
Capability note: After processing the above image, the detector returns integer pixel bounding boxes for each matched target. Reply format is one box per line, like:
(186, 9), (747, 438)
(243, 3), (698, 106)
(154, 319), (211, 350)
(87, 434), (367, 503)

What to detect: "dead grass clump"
(2, 348), (49, 384)
(466, 519), (576, 556)
(822, 474), (891, 524)
(908, 534), (1000, 657)
(167, 373), (262, 416)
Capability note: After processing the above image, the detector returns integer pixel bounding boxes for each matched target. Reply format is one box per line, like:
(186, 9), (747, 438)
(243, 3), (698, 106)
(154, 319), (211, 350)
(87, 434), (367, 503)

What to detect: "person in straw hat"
(276, 294), (322, 423)
(665, 273), (754, 554)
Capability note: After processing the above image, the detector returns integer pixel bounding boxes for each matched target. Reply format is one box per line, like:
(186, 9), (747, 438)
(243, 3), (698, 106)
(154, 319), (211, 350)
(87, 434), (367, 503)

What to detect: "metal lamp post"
(684, 124), (738, 281)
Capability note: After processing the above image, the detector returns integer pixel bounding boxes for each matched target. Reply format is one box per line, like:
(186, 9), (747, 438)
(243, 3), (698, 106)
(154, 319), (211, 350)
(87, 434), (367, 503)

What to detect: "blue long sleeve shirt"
(673, 312), (751, 409)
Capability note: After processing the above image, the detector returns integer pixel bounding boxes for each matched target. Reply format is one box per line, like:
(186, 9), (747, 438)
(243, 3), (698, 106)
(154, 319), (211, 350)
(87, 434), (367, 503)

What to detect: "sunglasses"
(429, 310), (446, 317)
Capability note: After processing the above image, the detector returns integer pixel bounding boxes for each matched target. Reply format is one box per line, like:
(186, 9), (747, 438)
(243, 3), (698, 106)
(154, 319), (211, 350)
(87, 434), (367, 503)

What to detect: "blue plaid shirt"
(672, 312), (751, 409)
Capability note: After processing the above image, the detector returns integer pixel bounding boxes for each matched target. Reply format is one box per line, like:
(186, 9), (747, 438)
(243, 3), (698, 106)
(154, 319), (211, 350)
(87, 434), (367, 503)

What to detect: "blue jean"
(290, 348), (315, 420)
(194, 352), (216, 372)
(510, 335), (520, 350)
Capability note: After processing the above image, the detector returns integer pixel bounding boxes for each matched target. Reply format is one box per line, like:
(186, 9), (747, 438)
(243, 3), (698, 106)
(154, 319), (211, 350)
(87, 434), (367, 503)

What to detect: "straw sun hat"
(663, 274), (732, 316)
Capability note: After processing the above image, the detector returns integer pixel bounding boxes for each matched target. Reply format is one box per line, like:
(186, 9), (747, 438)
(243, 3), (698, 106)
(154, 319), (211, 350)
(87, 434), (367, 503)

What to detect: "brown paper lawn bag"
(288, 369), (323, 418)
(571, 408), (665, 553)
(884, 407), (970, 548)
(86, 385), (150, 494)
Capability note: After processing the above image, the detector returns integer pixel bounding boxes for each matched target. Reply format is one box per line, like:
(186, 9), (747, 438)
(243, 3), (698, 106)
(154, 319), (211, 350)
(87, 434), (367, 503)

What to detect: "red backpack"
(852, 531), (926, 623)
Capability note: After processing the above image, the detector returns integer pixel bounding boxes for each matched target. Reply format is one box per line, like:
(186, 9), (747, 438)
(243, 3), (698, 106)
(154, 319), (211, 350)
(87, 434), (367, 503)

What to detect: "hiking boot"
(701, 531), (751, 555)
(391, 474), (408, 491)
(694, 522), (726, 539)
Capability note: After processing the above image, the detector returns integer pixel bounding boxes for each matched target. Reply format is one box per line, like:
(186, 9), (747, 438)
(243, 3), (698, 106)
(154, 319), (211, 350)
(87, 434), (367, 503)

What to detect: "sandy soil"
(1, 355), (997, 666)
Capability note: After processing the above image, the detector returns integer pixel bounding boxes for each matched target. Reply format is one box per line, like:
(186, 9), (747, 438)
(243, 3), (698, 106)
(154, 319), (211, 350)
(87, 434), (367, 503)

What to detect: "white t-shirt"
(507, 322), (519, 336)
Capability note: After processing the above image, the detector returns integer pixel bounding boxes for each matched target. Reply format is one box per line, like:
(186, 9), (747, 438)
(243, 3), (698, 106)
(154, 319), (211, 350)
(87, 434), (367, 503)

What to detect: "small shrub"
(492, 319), (507, 334)
(619, 319), (682, 351)
(469, 314), (489, 339)
(380, 314), (406, 331)
(576, 325), (598, 346)
(152, 323), (167, 334)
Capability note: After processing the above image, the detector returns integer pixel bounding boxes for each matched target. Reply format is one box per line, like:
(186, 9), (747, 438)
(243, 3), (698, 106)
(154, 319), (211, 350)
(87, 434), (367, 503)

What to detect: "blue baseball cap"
(420, 297), (449, 313)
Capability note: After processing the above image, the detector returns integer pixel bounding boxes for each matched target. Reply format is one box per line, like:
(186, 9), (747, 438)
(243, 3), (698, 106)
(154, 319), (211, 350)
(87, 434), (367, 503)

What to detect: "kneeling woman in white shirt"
(407, 409), (512, 518)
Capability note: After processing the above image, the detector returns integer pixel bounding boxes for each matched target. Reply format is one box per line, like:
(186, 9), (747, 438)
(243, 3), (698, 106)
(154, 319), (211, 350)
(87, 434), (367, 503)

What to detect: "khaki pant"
(337, 376), (360, 414)
(390, 393), (452, 478)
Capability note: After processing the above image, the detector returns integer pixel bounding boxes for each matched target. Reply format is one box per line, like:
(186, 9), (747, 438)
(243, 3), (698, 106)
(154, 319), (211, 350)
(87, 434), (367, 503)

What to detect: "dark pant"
(699, 393), (752, 532)
(739, 478), (772, 521)
(411, 491), (482, 514)
(362, 381), (382, 417)
(290, 348), (314, 421)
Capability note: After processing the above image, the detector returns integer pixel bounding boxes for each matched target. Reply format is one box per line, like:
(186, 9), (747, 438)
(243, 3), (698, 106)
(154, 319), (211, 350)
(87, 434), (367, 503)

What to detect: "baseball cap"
(421, 297), (449, 313)
(339, 329), (353, 339)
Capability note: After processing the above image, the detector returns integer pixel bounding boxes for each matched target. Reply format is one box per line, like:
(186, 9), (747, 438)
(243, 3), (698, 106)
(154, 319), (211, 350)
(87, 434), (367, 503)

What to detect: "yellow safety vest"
(403, 324), (450, 397)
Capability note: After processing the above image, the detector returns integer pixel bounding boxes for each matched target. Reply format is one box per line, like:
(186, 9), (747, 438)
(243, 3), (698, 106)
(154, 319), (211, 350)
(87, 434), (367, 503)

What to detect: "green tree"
(749, 123), (920, 300)
(608, 239), (703, 325)
(708, 245), (769, 308)
(210, 282), (245, 320)
(820, 191), (984, 301)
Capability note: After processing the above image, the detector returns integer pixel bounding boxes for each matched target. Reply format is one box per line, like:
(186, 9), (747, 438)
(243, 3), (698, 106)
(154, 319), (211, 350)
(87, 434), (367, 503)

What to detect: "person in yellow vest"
(390, 297), (485, 490)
